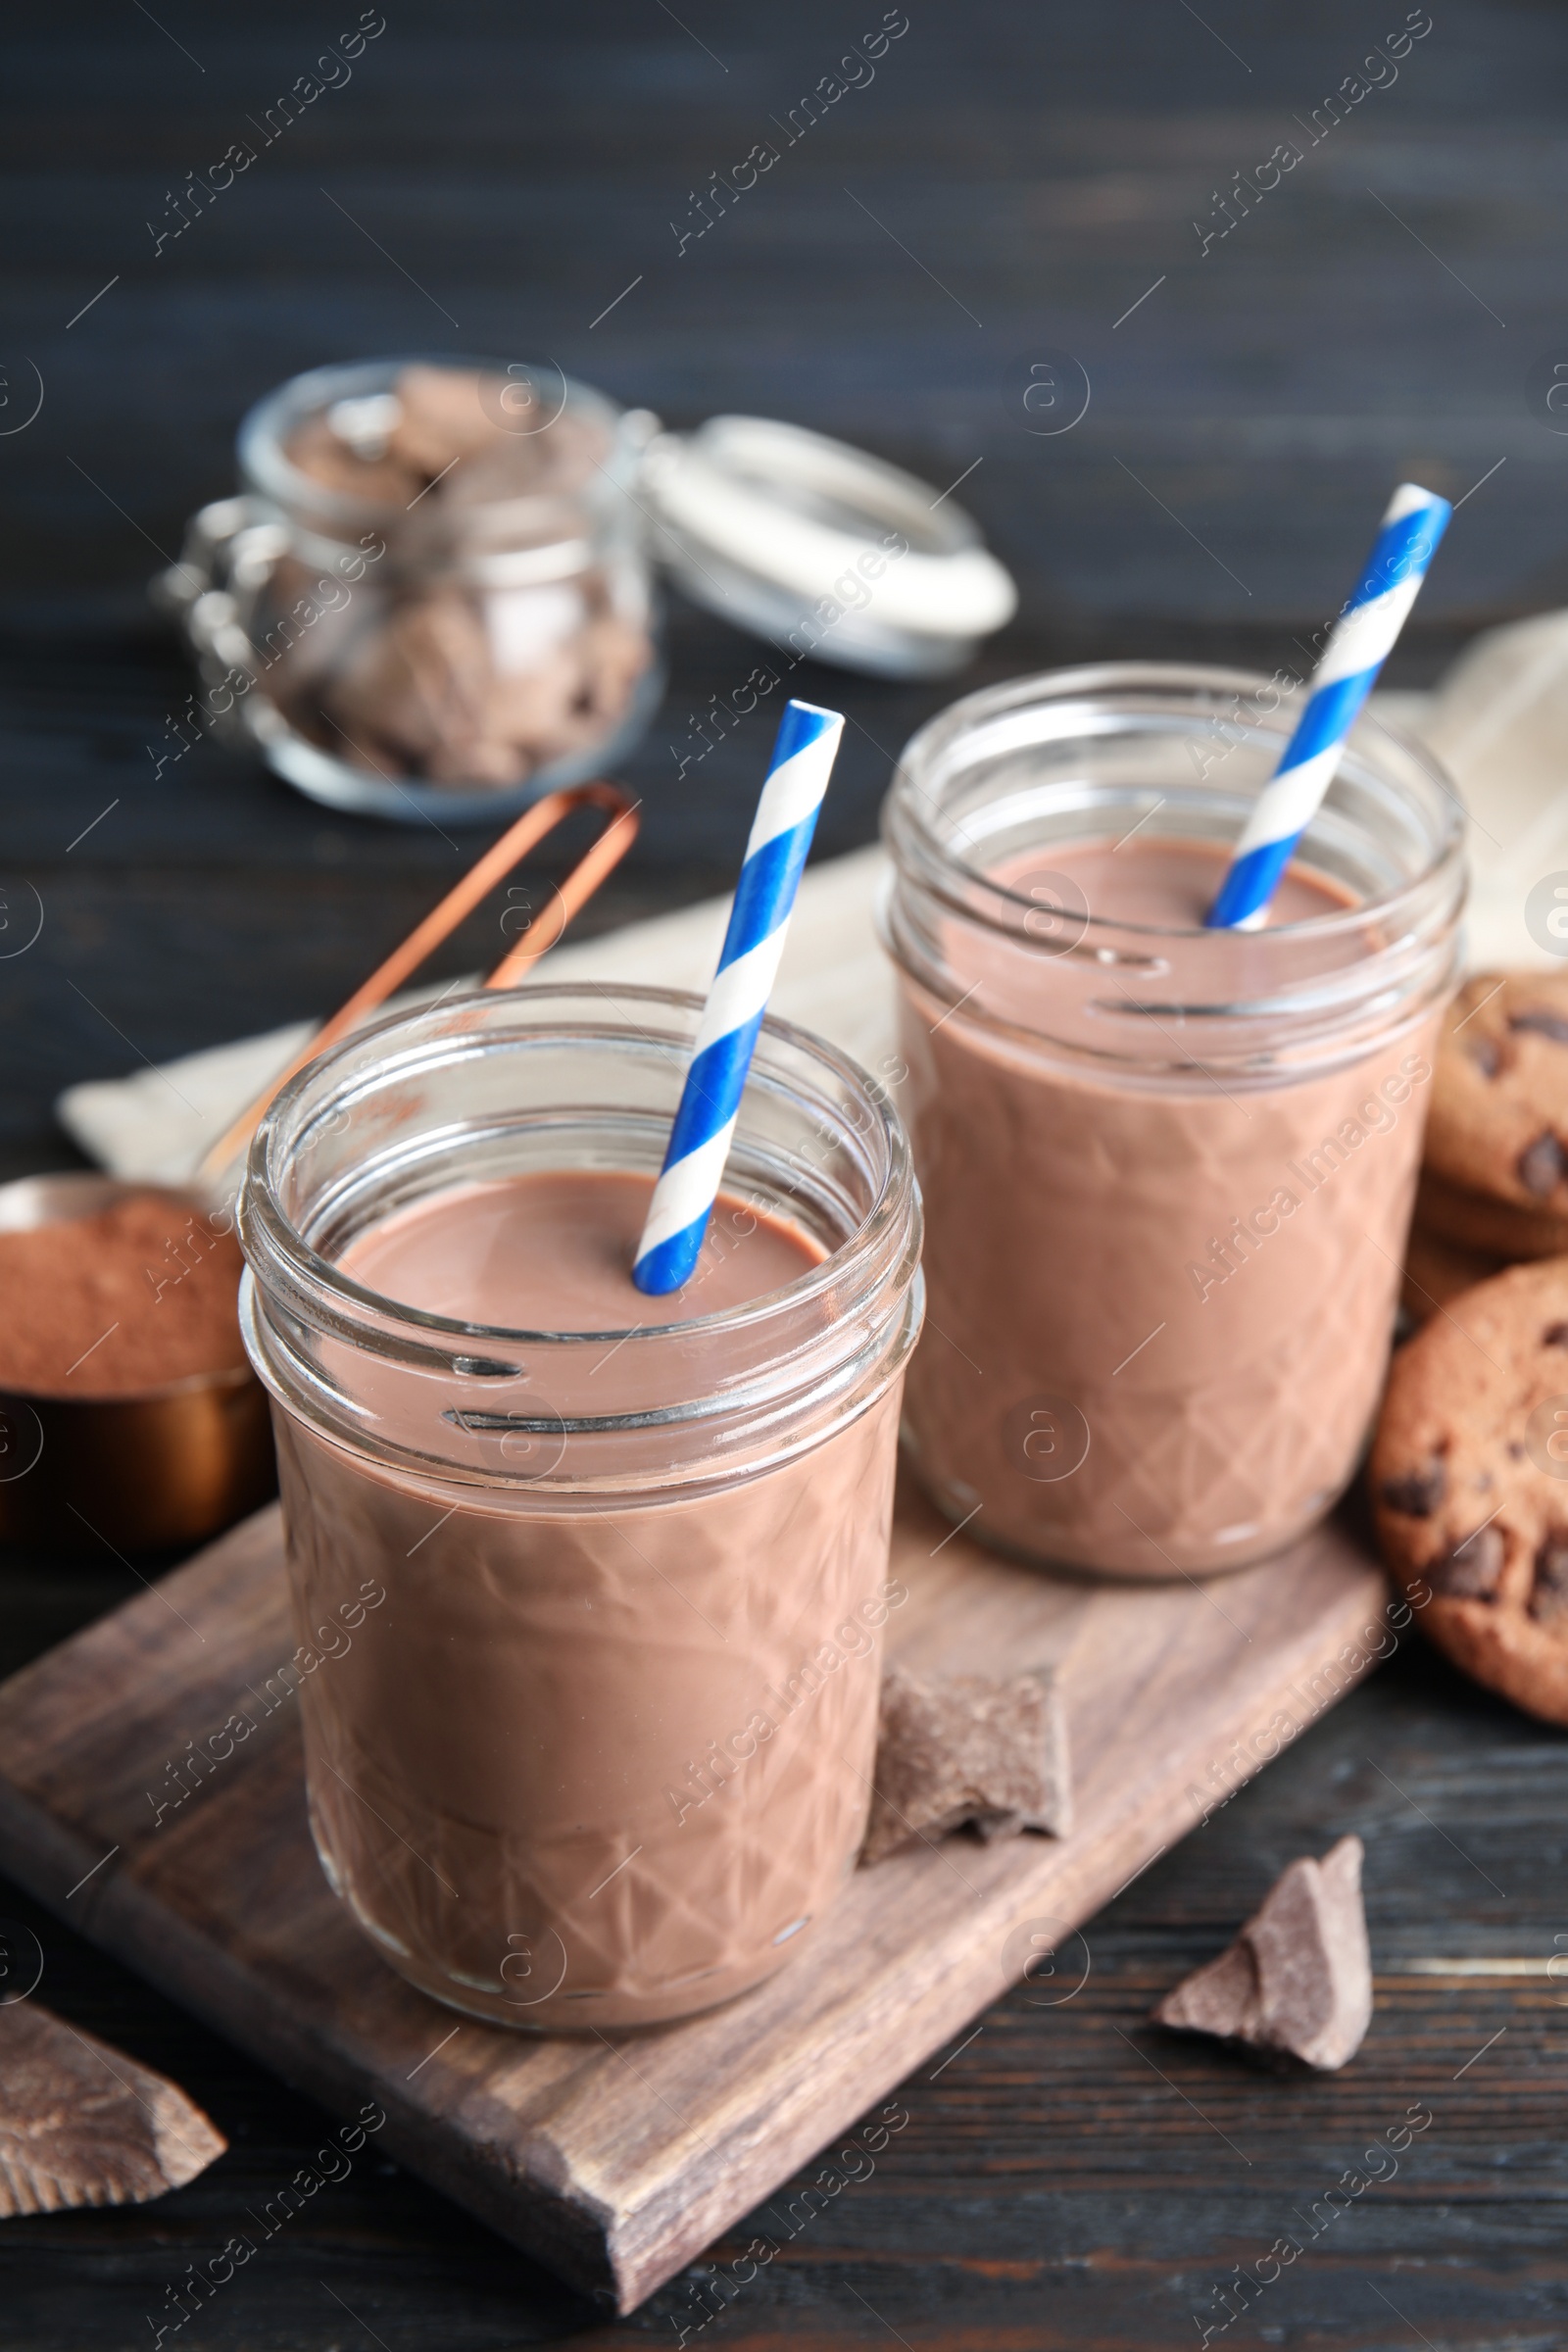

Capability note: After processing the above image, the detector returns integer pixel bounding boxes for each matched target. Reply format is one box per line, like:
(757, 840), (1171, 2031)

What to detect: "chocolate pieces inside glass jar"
(271, 365), (653, 793)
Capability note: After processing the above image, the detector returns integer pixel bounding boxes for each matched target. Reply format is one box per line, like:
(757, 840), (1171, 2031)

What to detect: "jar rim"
(240, 980), (915, 1353)
(884, 659), (1467, 945)
(236, 982), (924, 1487)
(237, 353), (628, 530)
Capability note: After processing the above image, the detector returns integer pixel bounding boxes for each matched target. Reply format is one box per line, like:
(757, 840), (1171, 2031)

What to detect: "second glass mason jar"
(237, 985), (922, 2029)
(880, 664), (1465, 1581)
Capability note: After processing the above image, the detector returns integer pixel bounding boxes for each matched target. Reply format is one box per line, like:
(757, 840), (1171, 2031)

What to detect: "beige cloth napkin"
(58, 614), (1568, 1182)
(1414, 612), (1568, 970)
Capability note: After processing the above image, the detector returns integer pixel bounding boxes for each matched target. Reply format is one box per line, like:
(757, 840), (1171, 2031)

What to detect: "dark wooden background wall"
(3, 4), (1567, 2346)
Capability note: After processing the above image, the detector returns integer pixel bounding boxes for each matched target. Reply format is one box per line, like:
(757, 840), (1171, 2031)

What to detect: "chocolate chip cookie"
(1372, 1255), (1568, 1724)
(1425, 972), (1568, 1231)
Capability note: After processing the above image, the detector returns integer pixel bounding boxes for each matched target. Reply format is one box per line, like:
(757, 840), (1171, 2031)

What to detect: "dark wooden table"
(3, 3), (1567, 2344)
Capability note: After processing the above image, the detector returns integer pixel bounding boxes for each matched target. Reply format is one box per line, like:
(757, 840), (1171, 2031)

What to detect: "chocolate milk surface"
(273, 1170), (902, 2029)
(899, 836), (1438, 1577)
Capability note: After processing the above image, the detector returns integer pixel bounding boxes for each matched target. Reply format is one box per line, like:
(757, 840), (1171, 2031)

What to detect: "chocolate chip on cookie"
(1379, 1458), (1446, 1517)
(1531, 1539), (1568, 1625)
(1372, 1256), (1568, 1725)
(1519, 1133), (1567, 1198)
(1427, 1523), (1504, 1598)
(1426, 973), (1568, 1224)
(1511, 1009), (1568, 1045)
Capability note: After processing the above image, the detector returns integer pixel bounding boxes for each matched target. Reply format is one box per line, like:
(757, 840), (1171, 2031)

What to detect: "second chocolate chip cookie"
(1372, 1256), (1568, 1724)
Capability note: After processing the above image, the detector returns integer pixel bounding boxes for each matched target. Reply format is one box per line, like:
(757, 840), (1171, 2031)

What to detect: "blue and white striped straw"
(1206, 482), (1451, 930)
(633, 699), (845, 1297)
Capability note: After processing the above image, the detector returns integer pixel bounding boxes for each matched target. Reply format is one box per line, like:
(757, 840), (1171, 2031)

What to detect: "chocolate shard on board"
(859, 1663), (1072, 1866)
(1152, 1835), (1372, 2072)
(0, 2002), (226, 2218)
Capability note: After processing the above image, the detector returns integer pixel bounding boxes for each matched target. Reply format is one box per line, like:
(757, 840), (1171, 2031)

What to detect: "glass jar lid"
(641, 414), (1016, 679)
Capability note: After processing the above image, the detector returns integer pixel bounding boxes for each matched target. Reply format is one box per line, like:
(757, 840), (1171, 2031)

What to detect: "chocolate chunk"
(1379, 1459), (1446, 1517)
(859, 1663), (1071, 1866)
(1429, 1523), (1504, 1599)
(1531, 1540), (1568, 1626)
(1544, 1324), (1568, 1348)
(0, 2001), (225, 2216)
(1518, 1133), (1566, 1199)
(1469, 1034), (1503, 1077)
(1510, 1008), (1568, 1045)
(1152, 1835), (1371, 2072)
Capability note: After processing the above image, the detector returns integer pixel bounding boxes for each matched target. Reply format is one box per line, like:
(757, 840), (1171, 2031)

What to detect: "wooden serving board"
(0, 1484), (1389, 2313)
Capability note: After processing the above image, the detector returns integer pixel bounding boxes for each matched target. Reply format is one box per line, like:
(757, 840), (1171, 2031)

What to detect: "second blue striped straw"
(1206, 482), (1451, 930)
(633, 699), (845, 1297)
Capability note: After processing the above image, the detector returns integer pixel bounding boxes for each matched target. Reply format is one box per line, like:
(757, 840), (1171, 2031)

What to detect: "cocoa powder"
(0, 1194), (247, 1398)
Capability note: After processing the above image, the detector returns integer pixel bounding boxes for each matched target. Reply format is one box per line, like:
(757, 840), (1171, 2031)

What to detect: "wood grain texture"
(2, 1578), (1563, 2351)
(0, 2001), (225, 2218)
(0, 1482), (1389, 2311)
(5, 1), (1568, 2341)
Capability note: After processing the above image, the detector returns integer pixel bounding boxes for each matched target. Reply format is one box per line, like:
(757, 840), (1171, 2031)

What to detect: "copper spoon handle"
(199, 780), (639, 1187)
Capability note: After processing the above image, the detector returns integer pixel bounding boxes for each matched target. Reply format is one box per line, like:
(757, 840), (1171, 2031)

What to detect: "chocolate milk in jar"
(880, 665), (1464, 1580)
(237, 986), (922, 2029)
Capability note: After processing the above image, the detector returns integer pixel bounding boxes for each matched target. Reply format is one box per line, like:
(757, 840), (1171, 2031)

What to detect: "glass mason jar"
(880, 663), (1464, 1581)
(236, 984), (922, 2029)
(169, 357), (662, 825)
